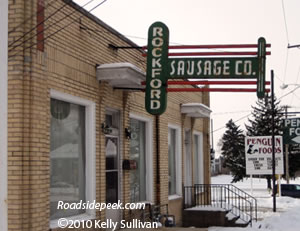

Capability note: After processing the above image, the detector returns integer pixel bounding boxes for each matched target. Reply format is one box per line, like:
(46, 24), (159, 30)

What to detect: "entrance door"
(105, 136), (120, 224)
(184, 130), (193, 206)
(105, 111), (121, 226)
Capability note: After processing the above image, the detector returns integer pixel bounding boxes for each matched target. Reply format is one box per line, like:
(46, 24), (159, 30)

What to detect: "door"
(105, 136), (120, 224)
(184, 130), (192, 206)
(105, 111), (121, 226)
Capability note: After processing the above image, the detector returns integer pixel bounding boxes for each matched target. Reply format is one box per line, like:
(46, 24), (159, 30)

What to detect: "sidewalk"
(162, 228), (208, 231)
(121, 228), (208, 231)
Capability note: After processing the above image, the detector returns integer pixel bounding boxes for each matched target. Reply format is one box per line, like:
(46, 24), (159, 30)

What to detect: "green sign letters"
(283, 118), (300, 144)
(145, 22), (267, 115)
(168, 57), (259, 79)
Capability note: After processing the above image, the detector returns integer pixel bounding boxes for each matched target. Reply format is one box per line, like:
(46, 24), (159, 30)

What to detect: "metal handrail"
(184, 184), (257, 226)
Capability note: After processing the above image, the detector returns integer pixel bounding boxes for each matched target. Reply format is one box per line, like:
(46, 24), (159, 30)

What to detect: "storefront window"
(50, 99), (86, 220)
(168, 128), (177, 195)
(130, 118), (146, 202)
(106, 136), (119, 203)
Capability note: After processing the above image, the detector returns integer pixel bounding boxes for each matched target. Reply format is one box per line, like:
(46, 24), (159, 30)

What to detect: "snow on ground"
(209, 175), (300, 231)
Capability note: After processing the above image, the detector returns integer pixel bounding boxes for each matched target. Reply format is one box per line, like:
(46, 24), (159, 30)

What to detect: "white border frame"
(193, 131), (204, 185)
(50, 90), (96, 229)
(168, 124), (182, 200)
(0, 0), (8, 230)
(129, 113), (154, 202)
(184, 129), (193, 187)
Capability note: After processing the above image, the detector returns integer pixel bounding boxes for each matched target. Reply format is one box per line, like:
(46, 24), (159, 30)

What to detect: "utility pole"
(283, 105), (290, 184)
(271, 70), (276, 212)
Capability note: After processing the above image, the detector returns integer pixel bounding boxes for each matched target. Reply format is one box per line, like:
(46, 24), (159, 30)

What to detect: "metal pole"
(284, 106), (290, 184)
(271, 70), (276, 212)
(285, 144), (289, 184)
(251, 175), (253, 196)
(156, 115), (160, 204)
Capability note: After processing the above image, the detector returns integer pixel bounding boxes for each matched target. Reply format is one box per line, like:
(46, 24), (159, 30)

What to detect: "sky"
(74, 0), (300, 155)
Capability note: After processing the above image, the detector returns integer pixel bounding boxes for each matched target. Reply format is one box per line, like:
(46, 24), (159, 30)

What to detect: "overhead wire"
(8, 0), (56, 35)
(281, 0), (290, 45)
(281, 0), (290, 85)
(8, 0), (71, 50)
(10, 0), (295, 136)
(212, 110), (251, 116)
(282, 49), (289, 85)
(212, 86), (300, 135)
(289, 65), (300, 105)
(8, 0), (97, 53)
(8, 0), (106, 60)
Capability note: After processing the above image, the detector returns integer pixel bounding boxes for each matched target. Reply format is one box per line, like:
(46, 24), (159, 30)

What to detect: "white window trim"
(0, 1), (8, 230)
(129, 113), (153, 203)
(168, 124), (182, 199)
(193, 131), (204, 185)
(49, 90), (96, 229)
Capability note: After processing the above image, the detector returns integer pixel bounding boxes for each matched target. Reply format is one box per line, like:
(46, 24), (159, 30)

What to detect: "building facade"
(7, 0), (211, 230)
(1, 0), (8, 230)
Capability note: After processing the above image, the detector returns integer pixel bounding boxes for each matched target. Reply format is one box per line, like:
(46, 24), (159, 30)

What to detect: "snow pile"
(209, 175), (300, 231)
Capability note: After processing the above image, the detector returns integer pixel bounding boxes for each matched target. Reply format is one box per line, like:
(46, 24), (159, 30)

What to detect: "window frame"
(49, 90), (96, 229)
(129, 113), (153, 203)
(193, 131), (204, 185)
(168, 124), (182, 200)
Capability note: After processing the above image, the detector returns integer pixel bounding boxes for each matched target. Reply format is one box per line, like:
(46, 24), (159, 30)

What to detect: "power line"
(280, 85), (300, 100)
(8, 0), (108, 60)
(289, 65), (300, 105)
(8, 0), (71, 50)
(282, 48), (289, 84)
(8, 0), (97, 53)
(8, 0), (56, 35)
(281, 0), (290, 85)
(212, 86), (300, 134)
(212, 113), (250, 134)
(281, 0), (290, 44)
(212, 110), (251, 116)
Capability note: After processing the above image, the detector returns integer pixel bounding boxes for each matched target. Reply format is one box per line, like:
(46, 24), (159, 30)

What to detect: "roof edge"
(62, 0), (142, 50)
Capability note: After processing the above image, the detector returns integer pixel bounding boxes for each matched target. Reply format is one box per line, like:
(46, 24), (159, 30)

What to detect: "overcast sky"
(74, 0), (300, 155)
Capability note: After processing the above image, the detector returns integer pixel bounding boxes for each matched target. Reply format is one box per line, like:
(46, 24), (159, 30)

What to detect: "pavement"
(121, 228), (208, 231)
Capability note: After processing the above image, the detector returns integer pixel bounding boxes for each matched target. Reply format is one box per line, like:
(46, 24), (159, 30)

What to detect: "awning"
(96, 63), (145, 89)
(181, 103), (212, 118)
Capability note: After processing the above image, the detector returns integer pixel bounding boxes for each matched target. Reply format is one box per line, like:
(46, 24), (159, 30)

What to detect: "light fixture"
(280, 84), (289, 90)
(280, 83), (300, 90)
(125, 127), (132, 139)
(101, 122), (112, 135)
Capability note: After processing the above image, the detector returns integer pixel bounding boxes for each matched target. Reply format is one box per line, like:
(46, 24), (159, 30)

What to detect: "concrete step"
(183, 208), (251, 228)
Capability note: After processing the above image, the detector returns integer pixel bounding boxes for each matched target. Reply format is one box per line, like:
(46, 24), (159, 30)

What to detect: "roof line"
(62, 0), (143, 51)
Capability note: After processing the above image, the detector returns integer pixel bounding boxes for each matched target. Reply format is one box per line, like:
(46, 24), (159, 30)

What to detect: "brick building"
(6, 0), (211, 230)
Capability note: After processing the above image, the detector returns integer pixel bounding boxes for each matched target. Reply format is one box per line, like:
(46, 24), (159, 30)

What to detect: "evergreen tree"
(246, 94), (284, 136)
(221, 119), (246, 183)
(245, 94), (284, 189)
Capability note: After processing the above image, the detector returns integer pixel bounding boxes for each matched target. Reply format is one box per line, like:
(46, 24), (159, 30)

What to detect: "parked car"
(276, 184), (300, 198)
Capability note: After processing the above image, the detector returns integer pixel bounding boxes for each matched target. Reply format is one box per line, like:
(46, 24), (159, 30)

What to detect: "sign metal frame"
(283, 117), (300, 144)
(145, 21), (269, 115)
(245, 136), (284, 175)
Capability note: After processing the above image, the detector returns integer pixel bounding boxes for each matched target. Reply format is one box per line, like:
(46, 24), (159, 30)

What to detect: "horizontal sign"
(168, 57), (259, 79)
(283, 117), (300, 144)
(245, 136), (284, 175)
